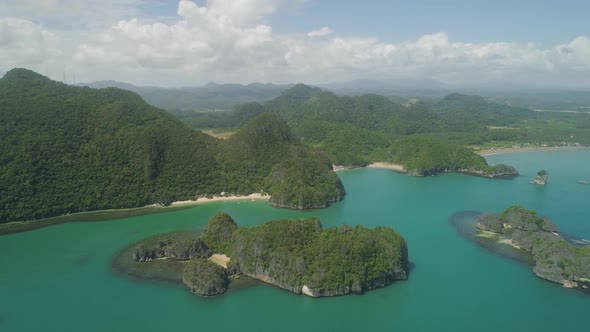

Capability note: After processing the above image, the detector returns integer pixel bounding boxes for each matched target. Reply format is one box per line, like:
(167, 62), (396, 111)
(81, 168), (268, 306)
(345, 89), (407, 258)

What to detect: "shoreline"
(477, 146), (589, 156)
(334, 162), (406, 173)
(168, 193), (269, 207)
(366, 162), (406, 173)
(0, 193), (270, 236)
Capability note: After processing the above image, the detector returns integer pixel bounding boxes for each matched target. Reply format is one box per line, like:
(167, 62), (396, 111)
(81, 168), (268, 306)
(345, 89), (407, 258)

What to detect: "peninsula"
(0, 69), (344, 224)
(116, 212), (409, 297)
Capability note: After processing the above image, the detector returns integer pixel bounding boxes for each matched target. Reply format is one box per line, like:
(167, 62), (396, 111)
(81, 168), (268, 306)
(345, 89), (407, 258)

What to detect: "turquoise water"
(1, 150), (590, 332)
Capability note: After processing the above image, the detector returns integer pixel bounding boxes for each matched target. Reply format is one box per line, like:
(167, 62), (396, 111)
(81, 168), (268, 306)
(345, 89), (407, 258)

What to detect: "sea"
(1, 150), (590, 332)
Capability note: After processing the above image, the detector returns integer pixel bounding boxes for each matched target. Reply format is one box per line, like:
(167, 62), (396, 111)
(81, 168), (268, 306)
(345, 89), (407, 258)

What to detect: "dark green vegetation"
(182, 259), (229, 296)
(187, 84), (552, 172)
(0, 69), (343, 223)
(113, 231), (196, 283)
(389, 137), (517, 177)
(186, 84), (590, 173)
(227, 215), (408, 297)
(117, 212), (409, 297)
(477, 206), (590, 290)
(216, 112), (346, 209)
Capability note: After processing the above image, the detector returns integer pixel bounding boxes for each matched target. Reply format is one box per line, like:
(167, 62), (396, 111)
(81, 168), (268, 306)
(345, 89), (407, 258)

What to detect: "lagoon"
(1, 150), (590, 331)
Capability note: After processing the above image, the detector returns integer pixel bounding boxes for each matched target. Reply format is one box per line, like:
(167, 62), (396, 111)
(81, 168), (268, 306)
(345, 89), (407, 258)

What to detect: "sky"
(1, 0), (589, 88)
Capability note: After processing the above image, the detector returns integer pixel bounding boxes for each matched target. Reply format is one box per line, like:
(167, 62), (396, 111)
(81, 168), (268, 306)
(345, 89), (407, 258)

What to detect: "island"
(476, 206), (590, 290)
(531, 170), (548, 185)
(114, 212), (409, 297)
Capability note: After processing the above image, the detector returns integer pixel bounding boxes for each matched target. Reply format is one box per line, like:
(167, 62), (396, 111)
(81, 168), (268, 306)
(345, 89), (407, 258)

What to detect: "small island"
(114, 212), (409, 297)
(476, 206), (590, 290)
(531, 170), (548, 185)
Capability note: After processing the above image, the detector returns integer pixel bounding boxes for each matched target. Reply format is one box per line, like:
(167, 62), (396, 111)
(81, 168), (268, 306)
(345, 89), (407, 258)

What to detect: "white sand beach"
(366, 162), (406, 173)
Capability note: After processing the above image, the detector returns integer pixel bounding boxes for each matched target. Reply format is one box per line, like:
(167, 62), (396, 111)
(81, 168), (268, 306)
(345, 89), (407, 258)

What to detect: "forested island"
(476, 206), (590, 291)
(114, 212), (409, 297)
(0, 69), (344, 223)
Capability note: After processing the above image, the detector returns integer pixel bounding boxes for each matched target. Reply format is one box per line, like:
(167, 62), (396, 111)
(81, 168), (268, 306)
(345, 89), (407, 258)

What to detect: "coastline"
(366, 162), (406, 173)
(477, 146), (589, 156)
(333, 162), (406, 173)
(167, 193), (269, 207)
(332, 164), (350, 172)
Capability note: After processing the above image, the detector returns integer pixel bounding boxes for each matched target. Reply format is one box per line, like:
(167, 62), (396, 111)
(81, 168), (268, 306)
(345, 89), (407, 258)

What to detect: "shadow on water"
(449, 211), (534, 265)
(450, 211), (590, 296)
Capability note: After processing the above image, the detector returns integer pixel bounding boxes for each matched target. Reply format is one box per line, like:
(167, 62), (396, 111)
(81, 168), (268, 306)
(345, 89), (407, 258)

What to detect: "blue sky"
(140, 0), (590, 46)
(284, 0), (590, 46)
(1, 0), (589, 87)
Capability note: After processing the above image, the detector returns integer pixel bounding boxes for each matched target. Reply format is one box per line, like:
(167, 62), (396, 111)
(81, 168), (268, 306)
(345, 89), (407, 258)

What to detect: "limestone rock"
(182, 258), (229, 296)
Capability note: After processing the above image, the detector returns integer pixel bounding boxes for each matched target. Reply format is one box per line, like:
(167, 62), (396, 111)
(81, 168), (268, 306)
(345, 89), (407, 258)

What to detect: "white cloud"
(0, 18), (61, 67)
(72, 0), (287, 83)
(1, 0), (590, 88)
(307, 26), (333, 38)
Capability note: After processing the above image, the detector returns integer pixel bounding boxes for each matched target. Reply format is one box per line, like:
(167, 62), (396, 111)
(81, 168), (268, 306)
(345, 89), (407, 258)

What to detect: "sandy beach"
(168, 193), (270, 207)
(366, 162), (406, 173)
(332, 164), (349, 172)
(209, 254), (230, 268)
(477, 146), (589, 156)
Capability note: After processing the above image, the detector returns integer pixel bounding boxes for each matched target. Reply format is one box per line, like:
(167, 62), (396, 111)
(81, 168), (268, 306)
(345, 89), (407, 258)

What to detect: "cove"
(1, 150), (590, 332)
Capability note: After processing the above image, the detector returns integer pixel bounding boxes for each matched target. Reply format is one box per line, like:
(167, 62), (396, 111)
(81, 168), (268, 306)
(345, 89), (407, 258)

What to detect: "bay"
(1, 150), (590, 332)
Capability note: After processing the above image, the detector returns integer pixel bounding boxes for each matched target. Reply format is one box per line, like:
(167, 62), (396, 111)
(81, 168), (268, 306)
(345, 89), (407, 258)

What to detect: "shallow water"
(1, 150), (590, 332)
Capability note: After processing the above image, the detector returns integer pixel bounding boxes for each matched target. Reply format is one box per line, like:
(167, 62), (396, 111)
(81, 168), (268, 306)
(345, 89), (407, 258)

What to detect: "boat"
(578, 180), (590, 185)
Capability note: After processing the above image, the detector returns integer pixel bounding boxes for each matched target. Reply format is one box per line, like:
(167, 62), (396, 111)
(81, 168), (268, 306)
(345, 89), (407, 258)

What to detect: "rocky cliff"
(476, 206), (590, 290)
(530, 170), (548, 185)
(220, 214), (408, 297)
(124, 212), (409, 298)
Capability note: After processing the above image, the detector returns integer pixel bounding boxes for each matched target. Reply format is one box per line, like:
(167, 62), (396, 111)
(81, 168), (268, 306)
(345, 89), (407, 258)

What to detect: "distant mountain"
(318, 78), (452, 99)
(319, 79), (590, 112)
(77, 80), (292, 113)
(0, 69), (342, 222)
(478, 90), (590, 112)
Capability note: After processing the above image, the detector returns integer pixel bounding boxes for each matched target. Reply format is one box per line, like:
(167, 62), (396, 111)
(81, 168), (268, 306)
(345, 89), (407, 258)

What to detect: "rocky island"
(531, 170), (548, 185)
(114, 212), (409, 297)
(476, 206), (590, 290)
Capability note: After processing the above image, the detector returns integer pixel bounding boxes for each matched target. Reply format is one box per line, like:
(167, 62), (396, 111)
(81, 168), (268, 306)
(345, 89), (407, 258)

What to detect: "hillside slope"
(0, 69), (343, 222)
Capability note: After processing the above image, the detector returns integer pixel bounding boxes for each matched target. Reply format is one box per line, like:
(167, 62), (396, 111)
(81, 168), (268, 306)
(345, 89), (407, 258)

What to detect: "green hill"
(186, 85), (530, 170)
(0, 69), (344, 223)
